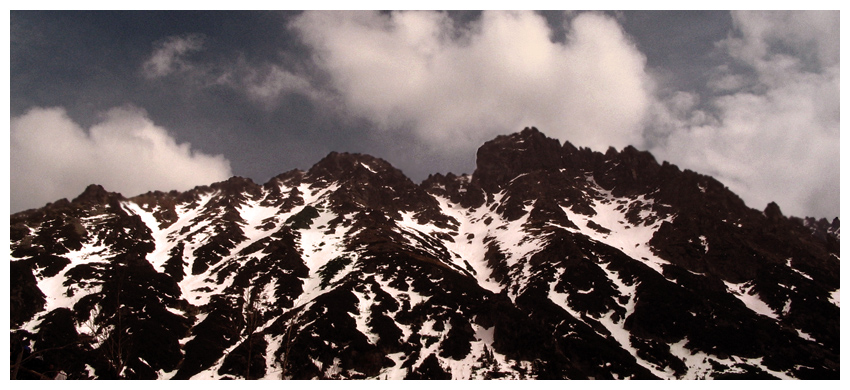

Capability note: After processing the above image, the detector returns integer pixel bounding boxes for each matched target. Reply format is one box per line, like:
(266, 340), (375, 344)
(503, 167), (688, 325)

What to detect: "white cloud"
(724, 11), (839, 71)
(10, 106), (233, 212)
(649, 11), (839, 218)
(142, 34), (205, 78)
(231, 62), (329, 108)
(125, 11), (838, 219)
(244, 64), (314, 101)
(141, 34), (325, 108)
(292, 10), (653, 153)
(290, 10), (838, 218)
(292, 11), (839, 216)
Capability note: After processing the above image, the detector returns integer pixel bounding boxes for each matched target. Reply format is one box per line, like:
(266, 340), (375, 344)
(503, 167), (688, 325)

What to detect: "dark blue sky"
(9, 11), (839, 219)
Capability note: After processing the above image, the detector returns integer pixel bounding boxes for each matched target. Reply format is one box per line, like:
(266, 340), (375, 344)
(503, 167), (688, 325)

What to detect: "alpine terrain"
(9, 127), (840, 380)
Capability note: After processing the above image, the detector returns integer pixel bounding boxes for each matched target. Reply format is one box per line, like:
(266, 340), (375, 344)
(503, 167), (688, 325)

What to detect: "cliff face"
(9, 127), (839, 379)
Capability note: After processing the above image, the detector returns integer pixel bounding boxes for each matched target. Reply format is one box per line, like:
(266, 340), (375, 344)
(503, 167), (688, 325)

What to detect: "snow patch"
(558, 188), (672, 275)
(724, 281), (778, 319)
(359, 162), (377, 173)
(796, 329), (817, 342)
(785, 258), (814, 281)
(26, 239), (114, 331)
(351, 289), (379, 345)
(829, 289), (840, 307)
(431, 195), (504, 293)
(596, 312), (672, 378)
(378, 352), (408, 379)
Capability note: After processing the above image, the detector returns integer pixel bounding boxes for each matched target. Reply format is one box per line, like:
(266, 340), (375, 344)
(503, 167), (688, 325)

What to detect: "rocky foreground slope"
(10, 127), (839, 379)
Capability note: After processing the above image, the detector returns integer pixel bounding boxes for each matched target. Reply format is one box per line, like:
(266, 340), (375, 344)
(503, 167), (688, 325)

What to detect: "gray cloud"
(288, 10), (839, 218)
(10, 106), (232, 212)
(223, 61), (331, 109)
(142, 34), (206, 78)
(647, 11), (839, 219)
(10, 11), (839, 220)
(242, 64), (315, 102)
(141, 34), (327, 110)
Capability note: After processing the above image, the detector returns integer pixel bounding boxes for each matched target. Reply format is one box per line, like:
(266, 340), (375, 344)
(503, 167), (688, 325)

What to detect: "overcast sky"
(9, 10), (840, 219)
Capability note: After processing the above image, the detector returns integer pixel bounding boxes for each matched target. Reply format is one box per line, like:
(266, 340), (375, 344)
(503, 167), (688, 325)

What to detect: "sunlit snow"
(724, 281), (778, 319)
(559, 186), (672, 274)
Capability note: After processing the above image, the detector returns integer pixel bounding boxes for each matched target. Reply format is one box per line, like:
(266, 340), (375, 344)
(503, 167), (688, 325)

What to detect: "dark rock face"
(9, 261), (46, 328)
(9, 128), (839, 380)
(473, 127), (564, 194)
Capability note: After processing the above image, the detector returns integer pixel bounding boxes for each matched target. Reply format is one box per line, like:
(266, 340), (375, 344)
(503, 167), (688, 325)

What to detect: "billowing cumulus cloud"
(288, 10), (838, 218)
(292, 11), (653, 153)
(648, 11), (839, 218)
(10, 106), (233, 212)
(13, 11), (835, 220)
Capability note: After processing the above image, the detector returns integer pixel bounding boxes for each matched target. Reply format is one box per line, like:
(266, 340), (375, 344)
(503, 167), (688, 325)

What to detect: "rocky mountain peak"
(9, 127), (840, 380)
(308, 152), (400, 183)
(795, 216), (841, 245)
(472, 126), (564, 193)
(71, 184), (122, 206)
(304, 151), (446, 223)
(764, 201), (784, 221)
(210, 175), (261, 193)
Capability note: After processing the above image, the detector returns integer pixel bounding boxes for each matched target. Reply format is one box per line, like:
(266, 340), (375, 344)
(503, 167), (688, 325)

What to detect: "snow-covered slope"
(10, 127), (839, 379)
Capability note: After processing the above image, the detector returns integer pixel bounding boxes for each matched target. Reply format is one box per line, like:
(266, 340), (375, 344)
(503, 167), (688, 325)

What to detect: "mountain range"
(9, 127), (840, 379)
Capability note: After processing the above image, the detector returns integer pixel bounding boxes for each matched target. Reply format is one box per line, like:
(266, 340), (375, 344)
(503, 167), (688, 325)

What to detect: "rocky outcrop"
(472, 127), (564, 194)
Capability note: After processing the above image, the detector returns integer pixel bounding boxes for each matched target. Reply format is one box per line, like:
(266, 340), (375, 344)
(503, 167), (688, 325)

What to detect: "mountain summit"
(10, 127), (839, 379)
